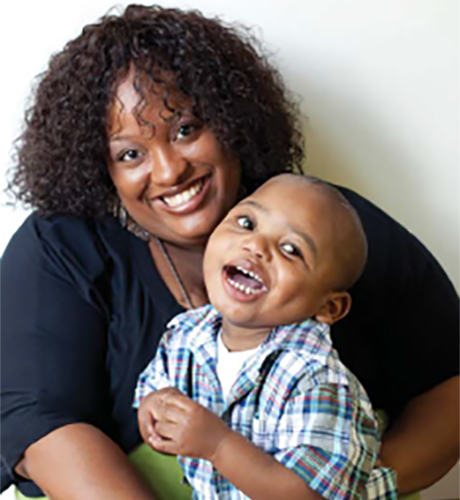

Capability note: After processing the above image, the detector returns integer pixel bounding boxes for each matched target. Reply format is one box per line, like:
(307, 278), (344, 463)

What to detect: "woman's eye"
(176, 123), (198, 141)
(281, 242), (302, 258)
(117, 149), (142, 162)
(237, 216), (254, 230)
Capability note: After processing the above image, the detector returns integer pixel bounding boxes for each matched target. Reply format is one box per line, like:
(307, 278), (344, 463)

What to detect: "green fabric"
(129, 444), (192, 500)
(400, 494), (421, 500)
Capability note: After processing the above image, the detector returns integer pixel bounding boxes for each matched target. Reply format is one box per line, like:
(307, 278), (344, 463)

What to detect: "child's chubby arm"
(141, 387), (322, 500)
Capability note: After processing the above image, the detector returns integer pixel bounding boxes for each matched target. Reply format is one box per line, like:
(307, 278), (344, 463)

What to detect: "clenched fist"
(138, 387), (233, 462)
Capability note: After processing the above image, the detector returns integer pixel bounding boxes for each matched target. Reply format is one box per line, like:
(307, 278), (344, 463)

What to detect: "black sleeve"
(1, 214), (112, 475)
(333, 186), (459, 420)
(0, 456), (14, 493)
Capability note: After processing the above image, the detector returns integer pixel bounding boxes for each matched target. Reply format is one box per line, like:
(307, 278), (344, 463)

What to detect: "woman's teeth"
(162, 179), (204, 207)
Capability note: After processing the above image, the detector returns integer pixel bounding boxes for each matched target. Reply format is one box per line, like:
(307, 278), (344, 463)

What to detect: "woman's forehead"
(113, 67), (191, 111)
(108, 70), (193, 132)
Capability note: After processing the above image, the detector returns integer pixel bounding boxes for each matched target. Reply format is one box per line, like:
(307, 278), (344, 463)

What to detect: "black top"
(1, 186), (459, 496)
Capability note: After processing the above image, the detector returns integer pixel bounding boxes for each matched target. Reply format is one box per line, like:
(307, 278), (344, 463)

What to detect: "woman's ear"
(315, 292), (352, 325)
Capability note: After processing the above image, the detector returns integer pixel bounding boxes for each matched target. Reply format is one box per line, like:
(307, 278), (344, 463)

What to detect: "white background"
(1, 0), (458, 498)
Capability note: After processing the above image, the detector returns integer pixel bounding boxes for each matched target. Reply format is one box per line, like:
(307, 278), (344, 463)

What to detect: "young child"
(134, 174), (397, 500)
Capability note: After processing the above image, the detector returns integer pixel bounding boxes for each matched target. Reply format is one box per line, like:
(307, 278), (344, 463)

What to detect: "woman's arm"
(16, 424), (155, 500)
(380, 376), (459, 494)
(337, 186), (460, 494)
(1, 215), (155, 498)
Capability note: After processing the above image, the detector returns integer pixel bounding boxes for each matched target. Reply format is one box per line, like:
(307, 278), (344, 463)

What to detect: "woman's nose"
(149, 143), (189, 186)
(242, 233), (272, 261)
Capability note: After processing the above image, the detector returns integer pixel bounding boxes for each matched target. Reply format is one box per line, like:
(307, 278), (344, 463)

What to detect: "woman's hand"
(138, 387), (232, 461)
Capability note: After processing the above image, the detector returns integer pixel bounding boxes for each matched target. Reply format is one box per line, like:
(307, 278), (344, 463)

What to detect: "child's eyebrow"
(237, 200), (318, 260)
(238, 199), (269, 214)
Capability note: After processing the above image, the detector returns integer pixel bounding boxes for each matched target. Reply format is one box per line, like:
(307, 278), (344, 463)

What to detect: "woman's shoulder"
(2, 212), (144, 288)
(336, 184), (408, 237)
(331, 184), (459, 414)
(334, 184), (444, 281)
(5, 211), (137, 252)
(8, 211), (129, 246)
(334, 185), (458, 315)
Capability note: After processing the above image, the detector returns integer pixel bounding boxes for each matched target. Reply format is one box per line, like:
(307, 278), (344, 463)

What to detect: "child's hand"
(138, 391), (165, 450)
(139, 387), (232, 461)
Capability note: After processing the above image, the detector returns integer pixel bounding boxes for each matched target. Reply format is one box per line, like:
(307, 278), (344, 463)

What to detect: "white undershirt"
(216, 331), (259, 400)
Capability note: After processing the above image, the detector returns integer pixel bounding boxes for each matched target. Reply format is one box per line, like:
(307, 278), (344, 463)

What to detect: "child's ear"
(314, 292), (352, 325)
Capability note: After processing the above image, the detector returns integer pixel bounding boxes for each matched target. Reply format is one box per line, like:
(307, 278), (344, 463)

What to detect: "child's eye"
(281, 242), (303, 259)
(237, 216), (254, 230)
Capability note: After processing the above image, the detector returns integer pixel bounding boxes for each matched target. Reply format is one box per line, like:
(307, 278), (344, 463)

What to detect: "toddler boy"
(135, 174), (397, 500)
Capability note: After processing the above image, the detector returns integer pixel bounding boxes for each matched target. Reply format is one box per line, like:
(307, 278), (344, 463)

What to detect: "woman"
(1, 5), (458, 500)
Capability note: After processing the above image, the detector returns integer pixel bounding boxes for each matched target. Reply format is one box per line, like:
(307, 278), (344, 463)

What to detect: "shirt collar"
(168, 304), (331, 354)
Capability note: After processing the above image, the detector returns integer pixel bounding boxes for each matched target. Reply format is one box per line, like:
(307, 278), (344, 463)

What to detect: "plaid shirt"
(135, 305), (397, 500)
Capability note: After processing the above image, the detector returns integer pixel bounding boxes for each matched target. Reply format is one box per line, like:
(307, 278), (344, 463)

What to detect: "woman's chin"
(140, 217), (220, 246)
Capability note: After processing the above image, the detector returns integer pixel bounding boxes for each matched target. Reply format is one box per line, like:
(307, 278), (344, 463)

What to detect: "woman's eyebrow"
(109, 134), (124, 141)
(109, 133), (139, 141)
(109, 132), (148, 142)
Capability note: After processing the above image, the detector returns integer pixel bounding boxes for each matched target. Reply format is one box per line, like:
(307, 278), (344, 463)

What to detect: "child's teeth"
(236, 266), (264, 285)
(228, 277), (264, 296)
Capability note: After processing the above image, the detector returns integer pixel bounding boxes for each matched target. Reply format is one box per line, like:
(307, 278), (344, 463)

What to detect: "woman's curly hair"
(8, 4), (304, 217)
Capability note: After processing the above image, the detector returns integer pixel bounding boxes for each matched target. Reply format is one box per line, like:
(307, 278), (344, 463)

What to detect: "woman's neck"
(149, 239), (208, 309)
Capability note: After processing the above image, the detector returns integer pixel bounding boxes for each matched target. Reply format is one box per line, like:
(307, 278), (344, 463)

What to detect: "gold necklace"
(155, 237), (194, 309)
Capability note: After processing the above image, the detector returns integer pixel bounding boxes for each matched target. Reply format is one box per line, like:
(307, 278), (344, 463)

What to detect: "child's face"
(203, 177), (342, 329)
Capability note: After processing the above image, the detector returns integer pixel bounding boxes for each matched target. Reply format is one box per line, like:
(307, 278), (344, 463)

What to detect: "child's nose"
(242, 234), (272, 261)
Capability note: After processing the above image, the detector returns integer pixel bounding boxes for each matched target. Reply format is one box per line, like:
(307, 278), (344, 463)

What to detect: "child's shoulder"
(167, 304), (217, 330)
(275, 342), (354, 392)
(270, 319), (351, 386)
(286, 349), (372, 409)
(163, 304), (221, 346)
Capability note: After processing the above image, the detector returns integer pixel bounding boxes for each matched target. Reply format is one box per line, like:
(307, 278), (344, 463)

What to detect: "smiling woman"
(1, 4), (458, 500)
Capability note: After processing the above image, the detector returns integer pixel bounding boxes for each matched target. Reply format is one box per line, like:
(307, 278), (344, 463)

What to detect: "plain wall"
(1, 1), (458, 498)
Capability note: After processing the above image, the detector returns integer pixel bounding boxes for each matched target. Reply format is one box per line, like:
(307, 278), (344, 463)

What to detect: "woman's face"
(107, 72), (241, 248)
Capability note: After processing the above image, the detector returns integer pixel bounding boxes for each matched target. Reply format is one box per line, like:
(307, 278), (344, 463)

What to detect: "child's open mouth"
(223, 264), (268, 296)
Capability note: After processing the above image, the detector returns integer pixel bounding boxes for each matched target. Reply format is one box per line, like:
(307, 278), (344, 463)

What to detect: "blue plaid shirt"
(135, 305), (397, 500)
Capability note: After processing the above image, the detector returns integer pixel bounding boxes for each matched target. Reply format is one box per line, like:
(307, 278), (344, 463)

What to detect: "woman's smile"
(149, 175), (210, 214)
(158, 177), (206, 208)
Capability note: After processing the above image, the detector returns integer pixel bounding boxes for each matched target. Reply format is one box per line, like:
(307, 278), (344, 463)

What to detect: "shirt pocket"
(251, 413), (271, 449)
(249, 398), (282, 452)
